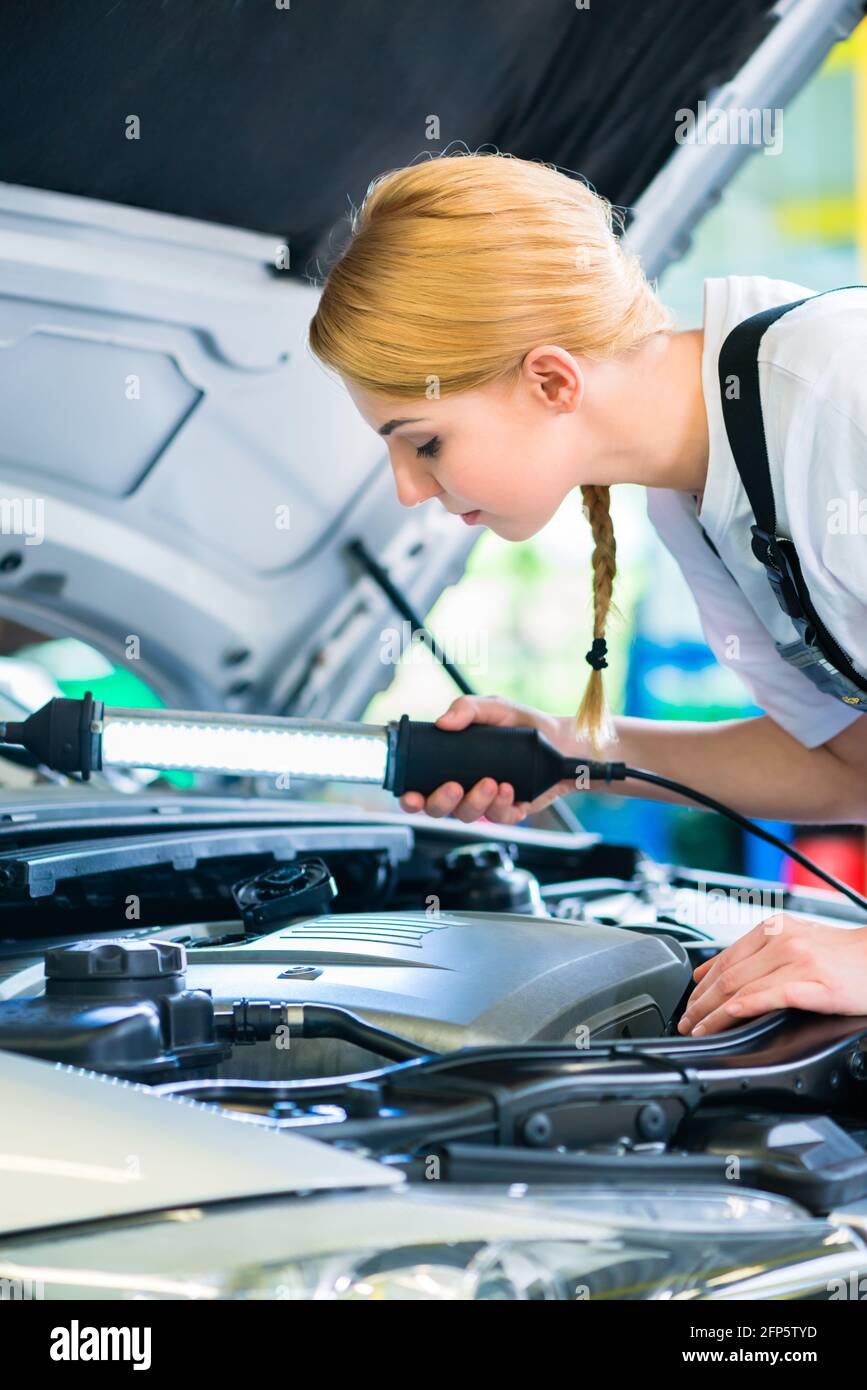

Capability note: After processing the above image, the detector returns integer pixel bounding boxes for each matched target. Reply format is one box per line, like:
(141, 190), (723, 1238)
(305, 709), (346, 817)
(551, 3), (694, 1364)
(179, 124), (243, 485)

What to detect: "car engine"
(0, 831), (691, 1078)
(1, 801), (866, 1215)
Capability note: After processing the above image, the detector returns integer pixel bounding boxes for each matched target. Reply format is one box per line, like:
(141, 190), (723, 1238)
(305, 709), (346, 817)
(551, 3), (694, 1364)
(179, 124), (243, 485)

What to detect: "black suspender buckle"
(749, 527), (805, 620)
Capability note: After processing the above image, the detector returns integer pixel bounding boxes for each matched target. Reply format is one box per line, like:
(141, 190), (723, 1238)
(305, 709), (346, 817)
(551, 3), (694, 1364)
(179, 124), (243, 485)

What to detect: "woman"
(308, 151), (867, 1036)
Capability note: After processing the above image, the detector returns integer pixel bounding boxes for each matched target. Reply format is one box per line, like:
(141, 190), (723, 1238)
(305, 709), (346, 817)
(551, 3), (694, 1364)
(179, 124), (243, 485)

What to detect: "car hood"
(0, 1048), (399, 1237)
(0, 0), (858, 718)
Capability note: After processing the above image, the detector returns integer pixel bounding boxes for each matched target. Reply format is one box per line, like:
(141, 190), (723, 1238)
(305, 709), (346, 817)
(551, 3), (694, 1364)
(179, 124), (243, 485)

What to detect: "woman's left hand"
(677, 915), (867, 1037)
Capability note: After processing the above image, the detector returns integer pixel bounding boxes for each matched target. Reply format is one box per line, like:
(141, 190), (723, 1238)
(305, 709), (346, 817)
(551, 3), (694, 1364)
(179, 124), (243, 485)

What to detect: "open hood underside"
(0, 0), (859, 717)
(0, 0), (780, 263)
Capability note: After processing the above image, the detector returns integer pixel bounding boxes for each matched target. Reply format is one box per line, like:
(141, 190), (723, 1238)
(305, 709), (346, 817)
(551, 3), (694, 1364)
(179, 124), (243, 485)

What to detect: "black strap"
(718, 297), (807, 535)
(717, 286), (867, 695)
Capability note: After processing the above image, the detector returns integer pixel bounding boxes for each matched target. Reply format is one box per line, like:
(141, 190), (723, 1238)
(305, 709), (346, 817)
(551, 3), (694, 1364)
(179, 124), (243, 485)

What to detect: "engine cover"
(186, 909), (691, 1057)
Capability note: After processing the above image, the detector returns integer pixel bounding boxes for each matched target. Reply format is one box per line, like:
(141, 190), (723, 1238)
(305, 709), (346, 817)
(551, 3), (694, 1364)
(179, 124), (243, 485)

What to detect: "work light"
(0, 694), (619, 800)
(4, 694), (867, 913)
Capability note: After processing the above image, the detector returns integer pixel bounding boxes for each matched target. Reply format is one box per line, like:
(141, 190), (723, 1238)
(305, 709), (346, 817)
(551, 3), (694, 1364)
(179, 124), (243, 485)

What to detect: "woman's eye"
(416, 437), (441, 459)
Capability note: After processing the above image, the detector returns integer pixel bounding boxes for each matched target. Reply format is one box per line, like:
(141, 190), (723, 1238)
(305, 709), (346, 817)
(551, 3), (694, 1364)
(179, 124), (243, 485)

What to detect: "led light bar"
(0, 694), (622, 801)
(100, 709), (389, 782)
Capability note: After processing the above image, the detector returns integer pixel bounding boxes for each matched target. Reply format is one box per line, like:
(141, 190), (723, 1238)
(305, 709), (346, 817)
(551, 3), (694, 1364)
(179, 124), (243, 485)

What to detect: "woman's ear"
(521, 345), (584, 415)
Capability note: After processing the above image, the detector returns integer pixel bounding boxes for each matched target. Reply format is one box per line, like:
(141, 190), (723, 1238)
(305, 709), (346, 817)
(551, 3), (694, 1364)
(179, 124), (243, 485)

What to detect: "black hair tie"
(585, 637), (608, 671)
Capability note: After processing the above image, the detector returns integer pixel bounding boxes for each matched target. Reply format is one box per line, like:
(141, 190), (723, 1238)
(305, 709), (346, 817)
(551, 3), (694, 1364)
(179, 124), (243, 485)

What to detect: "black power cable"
(620, 764), (867, 913)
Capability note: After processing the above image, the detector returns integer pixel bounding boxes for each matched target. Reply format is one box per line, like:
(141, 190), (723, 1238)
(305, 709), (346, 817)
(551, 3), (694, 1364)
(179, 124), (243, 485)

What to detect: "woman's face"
(343, 348), (594, 542)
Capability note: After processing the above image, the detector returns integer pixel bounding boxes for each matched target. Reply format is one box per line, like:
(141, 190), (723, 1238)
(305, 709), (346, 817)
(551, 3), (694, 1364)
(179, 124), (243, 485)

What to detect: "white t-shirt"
(645, 274), (867, 750)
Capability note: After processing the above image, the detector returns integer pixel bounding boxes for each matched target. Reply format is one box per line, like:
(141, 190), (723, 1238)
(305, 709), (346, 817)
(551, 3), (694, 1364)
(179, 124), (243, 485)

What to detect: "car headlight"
(1, 1185), (864, 1302)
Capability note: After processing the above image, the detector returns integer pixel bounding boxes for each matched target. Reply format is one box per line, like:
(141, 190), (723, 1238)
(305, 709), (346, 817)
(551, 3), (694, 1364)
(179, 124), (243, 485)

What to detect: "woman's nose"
(391, 458), (442, 508)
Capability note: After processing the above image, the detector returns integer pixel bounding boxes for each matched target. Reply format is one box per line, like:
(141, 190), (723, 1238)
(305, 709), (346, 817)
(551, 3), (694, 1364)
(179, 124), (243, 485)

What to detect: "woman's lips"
(460, 509), (482, 525)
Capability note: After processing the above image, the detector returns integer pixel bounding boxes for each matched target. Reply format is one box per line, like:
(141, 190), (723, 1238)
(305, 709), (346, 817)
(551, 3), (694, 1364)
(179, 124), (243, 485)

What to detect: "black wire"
(623, 765), (867, 913)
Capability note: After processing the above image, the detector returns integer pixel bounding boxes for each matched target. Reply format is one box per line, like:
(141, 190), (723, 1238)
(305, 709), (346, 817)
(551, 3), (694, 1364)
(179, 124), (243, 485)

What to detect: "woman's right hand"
(397, 694), (583, 824)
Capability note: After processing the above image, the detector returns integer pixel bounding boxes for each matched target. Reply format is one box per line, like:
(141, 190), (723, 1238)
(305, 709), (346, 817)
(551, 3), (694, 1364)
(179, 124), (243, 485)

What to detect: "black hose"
(217, 998), (434, 1062)
(300, 1002), (432, 1062)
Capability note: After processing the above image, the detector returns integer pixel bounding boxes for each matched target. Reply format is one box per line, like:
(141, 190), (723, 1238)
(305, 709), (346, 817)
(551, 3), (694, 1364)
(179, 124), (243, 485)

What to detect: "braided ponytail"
(575, 484), (619, 754)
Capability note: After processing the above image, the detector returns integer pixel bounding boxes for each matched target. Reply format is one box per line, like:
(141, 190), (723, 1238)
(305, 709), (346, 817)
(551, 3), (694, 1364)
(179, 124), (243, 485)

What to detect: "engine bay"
(1, 794), (866, 1216)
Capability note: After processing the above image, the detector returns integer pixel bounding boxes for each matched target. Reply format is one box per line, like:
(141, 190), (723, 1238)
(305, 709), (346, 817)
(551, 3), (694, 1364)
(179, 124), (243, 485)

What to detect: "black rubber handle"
(385, 716), (571, 802)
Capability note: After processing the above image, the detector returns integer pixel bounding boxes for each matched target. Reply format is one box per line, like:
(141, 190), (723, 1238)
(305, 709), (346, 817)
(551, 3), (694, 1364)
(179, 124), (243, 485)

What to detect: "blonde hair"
(308, 151), (673, 751)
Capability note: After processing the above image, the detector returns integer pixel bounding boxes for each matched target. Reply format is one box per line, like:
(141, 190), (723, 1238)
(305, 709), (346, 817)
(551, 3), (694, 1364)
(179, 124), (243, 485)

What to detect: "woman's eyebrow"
(378, 417), (430, 436)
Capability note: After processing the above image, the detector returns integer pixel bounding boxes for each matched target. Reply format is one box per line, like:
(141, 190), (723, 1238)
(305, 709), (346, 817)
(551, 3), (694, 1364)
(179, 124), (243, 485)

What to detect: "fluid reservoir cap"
(45, 938), (187, 981)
